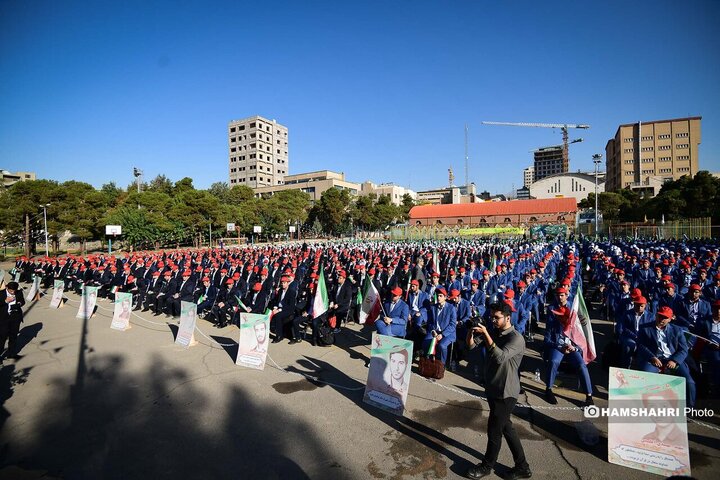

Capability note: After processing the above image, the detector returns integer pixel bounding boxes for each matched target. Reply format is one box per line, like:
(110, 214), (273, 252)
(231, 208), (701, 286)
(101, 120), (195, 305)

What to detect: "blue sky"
(2, 0), (719, 195)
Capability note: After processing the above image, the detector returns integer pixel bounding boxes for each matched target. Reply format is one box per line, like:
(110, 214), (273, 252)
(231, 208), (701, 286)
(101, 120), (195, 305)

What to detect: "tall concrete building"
(533, 145), (566, 182)
(523, 165), (535, 187)
(605, 116), (701, 194)
(1, 169), (36, 188)
(228, 116), (288, 188)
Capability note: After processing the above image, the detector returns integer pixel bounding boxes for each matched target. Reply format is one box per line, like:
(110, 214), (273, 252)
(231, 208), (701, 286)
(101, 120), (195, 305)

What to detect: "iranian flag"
(359, 280), (382, 325)
(313, 265), (329, 319)
(571, 284), (597, 364)
(428, 249), (439, 275)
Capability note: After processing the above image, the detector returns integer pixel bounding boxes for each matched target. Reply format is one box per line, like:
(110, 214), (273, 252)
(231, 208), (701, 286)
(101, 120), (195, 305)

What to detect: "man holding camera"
(465, 302), (531, 480)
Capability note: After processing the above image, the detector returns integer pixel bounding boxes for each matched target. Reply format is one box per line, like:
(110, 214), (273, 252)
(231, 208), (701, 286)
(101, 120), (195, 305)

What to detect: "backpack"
(318, 324), (335, 346)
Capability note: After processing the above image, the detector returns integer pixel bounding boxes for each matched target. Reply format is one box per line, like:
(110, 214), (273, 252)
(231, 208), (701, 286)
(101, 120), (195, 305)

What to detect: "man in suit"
(636, 306), (696, 407)
(675, 283), (712, 332)
(618, 296), (653, 368)
(170, 270), (197, 318)
(270, 274), (299, 344)
(329, 270), (352, 333)
(242, 282), (270, 314)
(694, 300), (720, 393)
(376, 286), (409, 338)
(423, 287), (457, 365)
(543, 287), (594, 406)
(195, 276), (218, 317)
(1, 282), (26, 361)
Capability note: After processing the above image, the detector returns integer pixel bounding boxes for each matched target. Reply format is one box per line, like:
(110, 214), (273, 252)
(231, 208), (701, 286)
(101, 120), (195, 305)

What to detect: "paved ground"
(0, 266), (718, 479)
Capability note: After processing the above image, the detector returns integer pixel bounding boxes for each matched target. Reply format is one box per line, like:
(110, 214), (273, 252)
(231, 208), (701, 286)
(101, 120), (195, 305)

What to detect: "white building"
(523, 165), (535, 187)
(360, 182), (416, 206)
(228, 116), (288, 188)
(528, 171), (605, 202)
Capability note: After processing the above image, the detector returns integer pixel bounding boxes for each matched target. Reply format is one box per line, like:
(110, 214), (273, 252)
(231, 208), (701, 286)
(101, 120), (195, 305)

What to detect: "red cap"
(410, 279), (419, 286)
(431, 272), (440, 278)
(436, 287), (447, 297)
(152, 271), (160, 277)
(390, 286), (403, 296)
(471, 279), (479, 286)
(517, 280), (526, 288)
(280, 275), (291, 282)
(182, 270), (191, 277)
(537, 262), (545, 267)
(337, 270), (346, 278)
(226, 278), (234, 285)
(666, 283), (676, 290)
(689, 284), (702, 291)
(252, 282), (262, 292)
(127, 275), (135, 282)
(163, 271), (172, 277)
(657, 306), (674, 319)
(556, 287), (568, 295)
(202, 276), (210, 282)
(633, 296), (647, 305)
(448, 289), (461, 300)
(504, 289), (515, 299)
(504, 299), (516, 312)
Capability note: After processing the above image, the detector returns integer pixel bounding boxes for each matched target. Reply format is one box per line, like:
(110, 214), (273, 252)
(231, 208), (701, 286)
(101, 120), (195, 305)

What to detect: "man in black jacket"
(329, 270), (352, 333)
(269, 275), (298, 343)
(1, 282), (26, 361)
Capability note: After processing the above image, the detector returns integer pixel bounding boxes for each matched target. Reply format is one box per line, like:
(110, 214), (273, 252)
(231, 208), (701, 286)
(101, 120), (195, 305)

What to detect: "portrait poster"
(607, 367), (690, 477)
(235, 312), (271, 370)
(363, 333), (413, 416)
(175, 300), (198, 348)
(49, 280), (65, 308)
(27, 275), (41, 301)
(76, 286), (99, 319)
(111, 292), (133, 331)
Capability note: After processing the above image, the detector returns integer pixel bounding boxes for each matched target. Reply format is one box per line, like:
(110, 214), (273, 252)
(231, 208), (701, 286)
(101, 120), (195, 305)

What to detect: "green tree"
(316, 188), (351, 234)
(147, 174), (173, 195)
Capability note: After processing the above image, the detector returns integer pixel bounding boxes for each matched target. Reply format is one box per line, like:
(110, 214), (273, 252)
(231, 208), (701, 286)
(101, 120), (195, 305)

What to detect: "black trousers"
(0, 319), (21, 355)
(483, 397), (528, 469)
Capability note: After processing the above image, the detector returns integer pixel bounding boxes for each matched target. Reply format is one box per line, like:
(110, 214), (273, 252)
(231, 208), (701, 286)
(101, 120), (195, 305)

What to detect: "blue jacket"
(618, 308), (653, 342)
(676, 298), (712, 332)
(636, 322), (688, 365)
(407, 290), (430, 328)
(383, 299), (410, 336)
(426, 303), (457, 342)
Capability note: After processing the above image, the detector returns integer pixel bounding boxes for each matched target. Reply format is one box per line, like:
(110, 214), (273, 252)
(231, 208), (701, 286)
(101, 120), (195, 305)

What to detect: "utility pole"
(464, 124), (469, 190)
(593, 154), (603, 237)
(41, 204), (50, 257)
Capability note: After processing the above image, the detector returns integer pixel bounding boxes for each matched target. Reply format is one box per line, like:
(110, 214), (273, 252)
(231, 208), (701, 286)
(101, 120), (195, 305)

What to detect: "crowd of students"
(7, 238), (720, 405)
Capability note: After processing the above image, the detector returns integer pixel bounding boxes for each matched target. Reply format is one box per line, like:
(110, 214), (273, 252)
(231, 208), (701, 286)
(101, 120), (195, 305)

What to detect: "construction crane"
(482, 121), (590, 170)
(448, 167), (455, 187)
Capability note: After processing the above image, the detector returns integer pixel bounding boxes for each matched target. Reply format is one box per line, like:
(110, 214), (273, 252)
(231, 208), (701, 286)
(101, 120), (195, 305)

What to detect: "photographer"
(464, 302), (531, 480)
(1, 281), (26, 361)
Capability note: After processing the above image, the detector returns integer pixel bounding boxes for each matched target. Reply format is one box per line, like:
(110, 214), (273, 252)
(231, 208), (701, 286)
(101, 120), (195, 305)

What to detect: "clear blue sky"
(2, 0), (719, 195)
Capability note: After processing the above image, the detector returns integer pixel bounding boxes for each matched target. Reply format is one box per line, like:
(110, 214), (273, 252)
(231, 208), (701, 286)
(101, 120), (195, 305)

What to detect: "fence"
(389, 224), (530, 241)
(608, 217), (714, 240)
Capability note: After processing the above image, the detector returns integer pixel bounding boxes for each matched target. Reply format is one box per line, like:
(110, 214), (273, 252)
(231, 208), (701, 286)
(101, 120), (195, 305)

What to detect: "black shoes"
(584, 395), (594, 407)
(545, 388), (558, 405)
(271, 339), (282, 344)
(505, 465), (532, 480)
(289, 339), (301, 345)
(466, 462), (492, 479)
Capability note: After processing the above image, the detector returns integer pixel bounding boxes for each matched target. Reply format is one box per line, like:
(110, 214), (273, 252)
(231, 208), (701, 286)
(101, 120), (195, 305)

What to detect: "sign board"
(175, 301), (198, 348)
(235, 312), (271, 370)
(111, 292), (133, 331)
(363, 333), (414, 416)
(288, 226), (296, 233)
(226, 223), (236, 232)
(253, 225), (262, 233)
(105, 225), (122, 235)
(607, 367), (690, 477)
(77, 286), (99, 319)
(50, 280), (65, 308)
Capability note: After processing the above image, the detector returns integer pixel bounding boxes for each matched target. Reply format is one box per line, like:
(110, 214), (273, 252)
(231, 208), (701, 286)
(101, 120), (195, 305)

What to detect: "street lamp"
(40, 203), (50, 257)
(592, 154), (603, 237)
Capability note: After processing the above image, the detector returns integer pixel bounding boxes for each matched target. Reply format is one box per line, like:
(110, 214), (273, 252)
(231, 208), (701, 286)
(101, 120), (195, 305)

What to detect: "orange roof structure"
(409, 198), (577, 219)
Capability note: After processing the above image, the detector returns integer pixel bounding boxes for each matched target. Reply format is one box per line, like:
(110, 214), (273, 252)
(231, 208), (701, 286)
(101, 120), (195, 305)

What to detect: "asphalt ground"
(0, 266), (718, 479)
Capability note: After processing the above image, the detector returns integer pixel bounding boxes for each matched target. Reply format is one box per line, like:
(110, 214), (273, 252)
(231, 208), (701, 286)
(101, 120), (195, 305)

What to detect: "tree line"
(0, 174), (415, 257)
(578, 171), (720, 225)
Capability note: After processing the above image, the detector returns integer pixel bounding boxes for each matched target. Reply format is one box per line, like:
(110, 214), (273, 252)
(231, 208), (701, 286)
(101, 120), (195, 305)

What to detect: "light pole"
(40, 203), (50, 257)
(592, 154), (603, 237)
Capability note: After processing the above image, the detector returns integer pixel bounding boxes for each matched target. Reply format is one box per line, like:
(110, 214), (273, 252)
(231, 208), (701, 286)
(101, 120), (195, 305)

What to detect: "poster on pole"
(235, 312), (271, 370)
(226, 223), (236, 232)
(111, 292), (133, 331)
(49, 280), (65, 308)
(363, 333), (414, 416)
(0, 269), (6, 290)
(27, 275), (41, 301)
(175, 301), (198, 348)
(607, 367), (690, 477)
(77, 286), (99, 319)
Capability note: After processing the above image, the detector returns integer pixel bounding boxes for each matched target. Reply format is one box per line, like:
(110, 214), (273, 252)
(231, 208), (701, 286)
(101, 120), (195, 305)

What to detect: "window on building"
(658, 145), (671, 150)
(676, 144), (689, 149)
(677, 155), (689, 161)
(658, 134), (670, 139)
(250, 122), (256, 128)
(676, 132), (689, 138)
(641, 135), (653, 141)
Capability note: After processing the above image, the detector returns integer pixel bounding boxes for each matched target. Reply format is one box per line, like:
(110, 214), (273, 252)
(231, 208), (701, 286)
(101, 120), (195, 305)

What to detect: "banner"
(458, 227), (525, 236)
(235, 312), (271, 370)
(607, 367), (690, 477)
(175, 300), (198, 348)
(27, 275), (41, 301)
(49, 280), (65, 308)
(530, 224), (568, 238)
(111, 292), (133, 331)
(0, 269), (6, 289)
(76, 286), (99, 319)
(363, 333), (414, 416)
